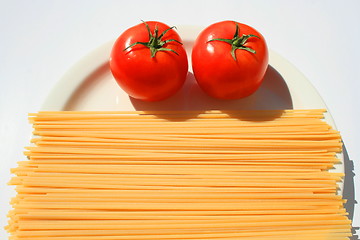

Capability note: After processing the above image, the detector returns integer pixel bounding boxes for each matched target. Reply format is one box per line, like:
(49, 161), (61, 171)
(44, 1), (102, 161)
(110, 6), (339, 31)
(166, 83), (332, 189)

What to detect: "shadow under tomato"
(128, 73), (205, 121)
(130, 64), (293, 121)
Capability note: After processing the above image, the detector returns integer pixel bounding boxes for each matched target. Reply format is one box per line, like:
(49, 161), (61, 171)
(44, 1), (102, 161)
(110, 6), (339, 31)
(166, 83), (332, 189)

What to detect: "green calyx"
(208, 22), (260, 61)
(124, 21), (182, 58)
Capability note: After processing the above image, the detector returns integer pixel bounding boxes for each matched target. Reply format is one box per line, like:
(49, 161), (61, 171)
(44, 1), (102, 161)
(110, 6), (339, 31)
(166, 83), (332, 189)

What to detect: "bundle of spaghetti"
(6, 109), (352, 240)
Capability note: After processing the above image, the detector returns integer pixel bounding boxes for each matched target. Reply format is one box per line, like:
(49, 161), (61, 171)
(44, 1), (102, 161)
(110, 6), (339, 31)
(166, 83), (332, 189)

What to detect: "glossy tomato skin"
(192, 21), (268, 100)
(110, 21), (188, 101)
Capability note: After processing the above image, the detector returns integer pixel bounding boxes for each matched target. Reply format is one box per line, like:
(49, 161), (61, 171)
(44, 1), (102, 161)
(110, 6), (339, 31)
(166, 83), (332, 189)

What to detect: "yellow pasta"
(6, 109), (351, 240)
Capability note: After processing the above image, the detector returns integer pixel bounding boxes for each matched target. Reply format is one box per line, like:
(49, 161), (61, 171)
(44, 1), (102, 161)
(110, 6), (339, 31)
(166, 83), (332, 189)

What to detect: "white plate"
(41, 25), (344, 192)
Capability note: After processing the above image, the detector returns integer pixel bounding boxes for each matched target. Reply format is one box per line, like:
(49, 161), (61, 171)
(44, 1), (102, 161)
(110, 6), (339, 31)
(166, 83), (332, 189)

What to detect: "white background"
(1, 0), (359, 238)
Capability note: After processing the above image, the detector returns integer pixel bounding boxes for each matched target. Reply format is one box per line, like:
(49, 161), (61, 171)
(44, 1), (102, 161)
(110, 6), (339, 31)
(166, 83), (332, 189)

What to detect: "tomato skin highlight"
(110, 21), (188, 101)
(191, 21), (269, 100)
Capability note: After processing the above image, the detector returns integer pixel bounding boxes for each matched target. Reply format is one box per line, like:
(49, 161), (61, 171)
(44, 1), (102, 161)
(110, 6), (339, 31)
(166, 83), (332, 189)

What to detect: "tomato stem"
(124, 21), (182, 58)
(208, 22), (259, 61)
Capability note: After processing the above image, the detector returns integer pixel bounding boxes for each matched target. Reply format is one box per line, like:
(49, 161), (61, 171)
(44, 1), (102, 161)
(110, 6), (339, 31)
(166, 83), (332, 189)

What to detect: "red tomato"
(191, 21), (268, 100)
(110, 21), (188, 101)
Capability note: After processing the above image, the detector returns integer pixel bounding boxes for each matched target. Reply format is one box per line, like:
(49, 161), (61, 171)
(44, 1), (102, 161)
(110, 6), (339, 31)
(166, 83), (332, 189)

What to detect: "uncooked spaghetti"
(6, 109), (351, 239)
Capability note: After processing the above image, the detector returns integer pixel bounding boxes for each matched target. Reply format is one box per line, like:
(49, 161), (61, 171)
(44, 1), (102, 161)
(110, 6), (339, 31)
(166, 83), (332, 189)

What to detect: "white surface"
(1, 0), (359, 238)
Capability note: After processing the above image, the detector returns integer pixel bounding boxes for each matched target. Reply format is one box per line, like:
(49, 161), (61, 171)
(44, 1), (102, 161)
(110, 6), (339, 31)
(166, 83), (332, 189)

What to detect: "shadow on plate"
(130, 64), (293, 120)
(342, 144), (359, 240)
(61, 60), (293, 122)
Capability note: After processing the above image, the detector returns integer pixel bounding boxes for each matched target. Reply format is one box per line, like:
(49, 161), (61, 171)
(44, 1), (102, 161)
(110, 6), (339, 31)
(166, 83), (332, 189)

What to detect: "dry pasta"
(6, 109), (352, 239)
